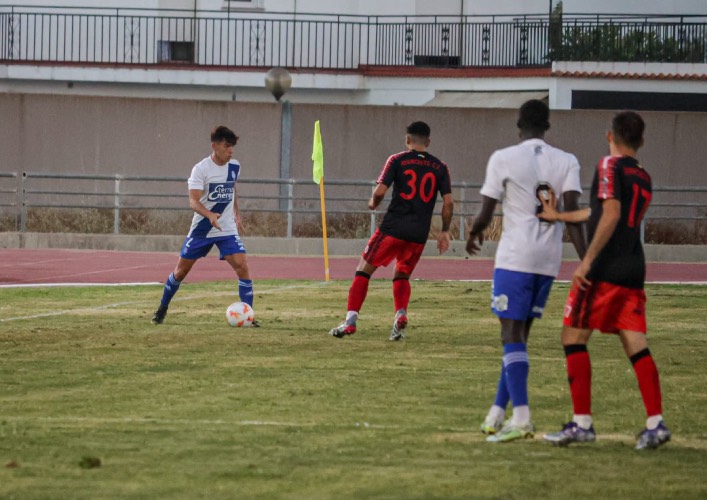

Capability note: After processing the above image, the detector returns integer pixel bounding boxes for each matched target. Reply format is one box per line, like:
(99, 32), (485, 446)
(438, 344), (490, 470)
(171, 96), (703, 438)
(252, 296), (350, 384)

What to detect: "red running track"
(1, 248), (705, 286)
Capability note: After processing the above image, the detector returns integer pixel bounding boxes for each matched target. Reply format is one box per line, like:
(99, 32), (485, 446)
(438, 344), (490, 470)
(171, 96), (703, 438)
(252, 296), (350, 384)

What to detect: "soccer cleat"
(329, 321), (356, 338)
(151, 305), (168, 325)
(635, 422), (671, 450)
(251, 319), (261, 328)
(486, 421), (535, 443)
(389, 309), (407, 341)
(480, 416), (505, 435)
(543, 422), (596, 446)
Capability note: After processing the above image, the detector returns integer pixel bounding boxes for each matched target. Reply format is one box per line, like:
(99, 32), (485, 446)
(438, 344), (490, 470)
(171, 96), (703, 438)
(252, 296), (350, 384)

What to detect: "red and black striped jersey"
(377, 150), (452, 244)
(588, 155), (652, 289)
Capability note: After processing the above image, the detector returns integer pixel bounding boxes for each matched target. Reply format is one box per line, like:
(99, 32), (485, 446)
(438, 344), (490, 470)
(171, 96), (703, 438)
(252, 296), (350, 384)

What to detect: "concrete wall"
(1, 92), (706, 189)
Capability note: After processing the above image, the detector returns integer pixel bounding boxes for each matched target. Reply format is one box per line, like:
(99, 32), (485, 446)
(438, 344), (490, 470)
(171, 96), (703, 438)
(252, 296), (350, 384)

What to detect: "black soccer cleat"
(151, 305), (168, 325)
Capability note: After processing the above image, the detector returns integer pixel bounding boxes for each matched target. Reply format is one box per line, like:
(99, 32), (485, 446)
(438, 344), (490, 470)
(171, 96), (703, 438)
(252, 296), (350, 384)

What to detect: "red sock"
(347, 272), (370, 313)
(393, 277), (410, 312)
(631, 349), (663, 417)
(565, 345), (591, 415)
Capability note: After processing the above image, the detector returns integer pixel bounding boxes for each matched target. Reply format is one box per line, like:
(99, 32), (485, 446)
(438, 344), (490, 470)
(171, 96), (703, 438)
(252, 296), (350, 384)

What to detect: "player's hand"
(537, 187), (560, 222)
(572, 259), (592, 290)
(208, 212), (222, 230)
(466, 232), (484, 256)
(367, 198), (377, 211)
(437, 231), (451, 255)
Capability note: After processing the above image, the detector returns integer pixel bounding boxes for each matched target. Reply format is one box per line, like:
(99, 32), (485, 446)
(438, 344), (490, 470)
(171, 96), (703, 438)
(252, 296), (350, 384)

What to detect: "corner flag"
(312, 120), (324, 184)
(312, 120), (329, 281)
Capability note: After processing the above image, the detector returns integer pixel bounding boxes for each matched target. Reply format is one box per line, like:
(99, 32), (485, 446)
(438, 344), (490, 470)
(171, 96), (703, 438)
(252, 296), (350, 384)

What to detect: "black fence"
(0, 7), (705, 69)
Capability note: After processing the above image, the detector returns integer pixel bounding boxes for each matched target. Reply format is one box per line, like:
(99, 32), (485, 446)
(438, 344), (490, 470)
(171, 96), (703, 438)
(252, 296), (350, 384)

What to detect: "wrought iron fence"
(2, 172), (705, 243)
(1, 6), (705, 69)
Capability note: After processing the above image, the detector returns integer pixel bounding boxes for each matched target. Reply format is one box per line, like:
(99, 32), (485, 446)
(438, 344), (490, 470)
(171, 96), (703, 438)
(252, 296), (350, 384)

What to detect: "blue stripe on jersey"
(228, 162), (240, 183)
(190, 201), (229, 238)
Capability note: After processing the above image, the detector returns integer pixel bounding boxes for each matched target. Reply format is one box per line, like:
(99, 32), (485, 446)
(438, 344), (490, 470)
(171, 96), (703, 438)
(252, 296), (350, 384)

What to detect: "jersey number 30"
(400, 169), (437, 203)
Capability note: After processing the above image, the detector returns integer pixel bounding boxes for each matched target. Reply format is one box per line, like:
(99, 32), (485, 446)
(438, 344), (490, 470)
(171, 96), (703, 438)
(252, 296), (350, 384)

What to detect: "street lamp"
(265, 67), (292, 102)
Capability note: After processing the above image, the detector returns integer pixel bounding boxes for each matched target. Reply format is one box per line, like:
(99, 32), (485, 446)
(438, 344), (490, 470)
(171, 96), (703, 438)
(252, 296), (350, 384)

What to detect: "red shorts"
(362, 229), (425, 275)
(563, 281), (647, 334)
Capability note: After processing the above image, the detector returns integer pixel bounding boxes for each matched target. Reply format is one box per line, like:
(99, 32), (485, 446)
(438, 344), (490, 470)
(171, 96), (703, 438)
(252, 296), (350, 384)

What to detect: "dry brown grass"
(11, 208), (707, 244)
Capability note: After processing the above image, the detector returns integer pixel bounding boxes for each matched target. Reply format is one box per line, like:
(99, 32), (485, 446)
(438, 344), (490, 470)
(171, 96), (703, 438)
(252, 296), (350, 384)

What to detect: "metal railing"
(2, 172), (705, 242)
(1, 6), (705, 68)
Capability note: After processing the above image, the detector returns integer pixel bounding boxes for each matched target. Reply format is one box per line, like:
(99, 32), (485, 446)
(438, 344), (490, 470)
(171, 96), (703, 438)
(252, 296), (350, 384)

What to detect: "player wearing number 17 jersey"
(541, 111), (671, 450)
(329, 121), (454, 341)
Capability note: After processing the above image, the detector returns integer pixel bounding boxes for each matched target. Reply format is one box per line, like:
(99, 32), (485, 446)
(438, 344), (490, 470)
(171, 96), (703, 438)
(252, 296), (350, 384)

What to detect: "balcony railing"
(0, 6), (705, 69)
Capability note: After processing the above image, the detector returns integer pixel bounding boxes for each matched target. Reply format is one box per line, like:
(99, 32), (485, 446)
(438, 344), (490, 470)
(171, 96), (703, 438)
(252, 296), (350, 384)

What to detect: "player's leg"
(152, 237), (210, 325)
(330, 230), (390, 338)
(619, 326), (670, 449)
(330, 258), (377, 338)
(220, 236), (258, 325)
(544, 325), (597, 446)
(544, 281), (614, 445)
(389, 241), (423, 341)
(485, 270), (539, 442)
(223, 253), (252, 304)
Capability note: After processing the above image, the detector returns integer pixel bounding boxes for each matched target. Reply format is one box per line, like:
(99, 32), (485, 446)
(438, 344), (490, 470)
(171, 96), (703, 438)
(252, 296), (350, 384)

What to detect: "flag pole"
(312, 120), (330, 282)
(319, 177), (330, 282)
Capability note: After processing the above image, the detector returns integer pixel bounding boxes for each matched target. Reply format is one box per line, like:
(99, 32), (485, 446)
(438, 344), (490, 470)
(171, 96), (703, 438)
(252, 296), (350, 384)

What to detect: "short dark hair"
(211, 125), (238, 145)
(517, 99), (550, 133)
(406, 121), (431, 138)
(611, 111), (644, 150)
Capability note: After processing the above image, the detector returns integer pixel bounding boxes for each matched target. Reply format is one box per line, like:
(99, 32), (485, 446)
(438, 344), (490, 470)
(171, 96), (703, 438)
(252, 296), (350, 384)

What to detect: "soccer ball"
(226, 302), (254, 327)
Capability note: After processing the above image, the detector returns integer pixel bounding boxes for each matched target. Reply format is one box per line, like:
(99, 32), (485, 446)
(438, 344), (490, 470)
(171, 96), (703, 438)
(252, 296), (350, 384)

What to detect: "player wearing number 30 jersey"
(329, 121), (454, 341)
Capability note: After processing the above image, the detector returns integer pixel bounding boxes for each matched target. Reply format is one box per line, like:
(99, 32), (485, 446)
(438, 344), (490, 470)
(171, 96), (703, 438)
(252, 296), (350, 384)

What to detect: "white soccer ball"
(226, 302), (254, 327)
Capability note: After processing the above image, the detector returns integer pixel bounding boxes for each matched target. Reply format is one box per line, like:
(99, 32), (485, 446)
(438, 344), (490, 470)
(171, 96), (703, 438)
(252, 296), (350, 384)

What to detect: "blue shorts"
(491, 268), (554, 320)
(180, 234), (247, 260)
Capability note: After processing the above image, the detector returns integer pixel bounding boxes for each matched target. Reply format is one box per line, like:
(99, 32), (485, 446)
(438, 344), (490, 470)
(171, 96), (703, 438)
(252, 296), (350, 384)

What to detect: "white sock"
(488, 405), (505, 422)
(345, 311), (358, 324)
(511, 405), (530, 426)
(646, 415), (663, 430)
(573, 414), (593, 429)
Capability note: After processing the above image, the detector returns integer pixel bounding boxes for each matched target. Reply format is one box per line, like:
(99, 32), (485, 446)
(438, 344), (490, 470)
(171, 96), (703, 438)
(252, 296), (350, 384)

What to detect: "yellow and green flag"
(312, 120), (324, 184)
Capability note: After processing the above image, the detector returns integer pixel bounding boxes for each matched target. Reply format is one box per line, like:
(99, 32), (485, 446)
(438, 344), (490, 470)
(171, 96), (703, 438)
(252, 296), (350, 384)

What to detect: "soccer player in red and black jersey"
(329, 121), (454, 341)
(539, 111), (671, 450)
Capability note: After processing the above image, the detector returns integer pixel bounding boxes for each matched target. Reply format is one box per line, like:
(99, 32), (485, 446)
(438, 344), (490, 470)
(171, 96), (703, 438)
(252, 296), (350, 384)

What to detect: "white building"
(1, 1), (705, 109)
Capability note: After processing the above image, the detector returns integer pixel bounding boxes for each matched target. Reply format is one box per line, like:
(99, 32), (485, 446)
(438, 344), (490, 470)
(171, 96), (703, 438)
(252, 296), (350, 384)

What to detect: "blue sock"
(493, 361), (511, 409)
(239, 279), (254, 307)
(503, 343), (530, 407)
(160, 273), (181, 308)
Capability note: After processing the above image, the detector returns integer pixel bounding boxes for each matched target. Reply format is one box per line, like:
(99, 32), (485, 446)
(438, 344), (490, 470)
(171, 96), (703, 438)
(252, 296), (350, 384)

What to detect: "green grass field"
(1, 280), (706, 499)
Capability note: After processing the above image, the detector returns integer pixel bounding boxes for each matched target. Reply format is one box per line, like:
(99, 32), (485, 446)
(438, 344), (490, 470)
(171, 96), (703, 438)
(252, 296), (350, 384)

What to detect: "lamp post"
(265, 68), (293, 213)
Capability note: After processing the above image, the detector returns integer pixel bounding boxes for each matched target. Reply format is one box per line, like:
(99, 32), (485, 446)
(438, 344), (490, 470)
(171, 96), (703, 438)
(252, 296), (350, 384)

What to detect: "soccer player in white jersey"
(465, 100), (586, 442)
(151, 126), (258, 326)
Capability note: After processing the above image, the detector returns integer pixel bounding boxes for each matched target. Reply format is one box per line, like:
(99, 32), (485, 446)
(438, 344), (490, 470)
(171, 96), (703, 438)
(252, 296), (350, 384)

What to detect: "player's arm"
(563, 191), (588, 260)
(572, 198), (620, 289)
(466, 195), (497, 256)
(437, 193), (454, 254)
(189, 188), (222, 230)
(538, 190), (590, 223)
(368, 183), (388, 210)
(233, 185), (244, 233)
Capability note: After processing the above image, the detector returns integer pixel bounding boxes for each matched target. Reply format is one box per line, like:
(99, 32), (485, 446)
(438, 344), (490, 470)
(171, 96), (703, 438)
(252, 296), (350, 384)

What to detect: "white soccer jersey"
(186, 155), (241, 239)
(480, 138), (582, 277)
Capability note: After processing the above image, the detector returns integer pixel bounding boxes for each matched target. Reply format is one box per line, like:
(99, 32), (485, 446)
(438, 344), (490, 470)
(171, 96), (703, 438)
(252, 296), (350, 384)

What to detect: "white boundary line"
(0, 282), (162, 289)
(1, 415), (702, 448)
(0, 282), (328, 323)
